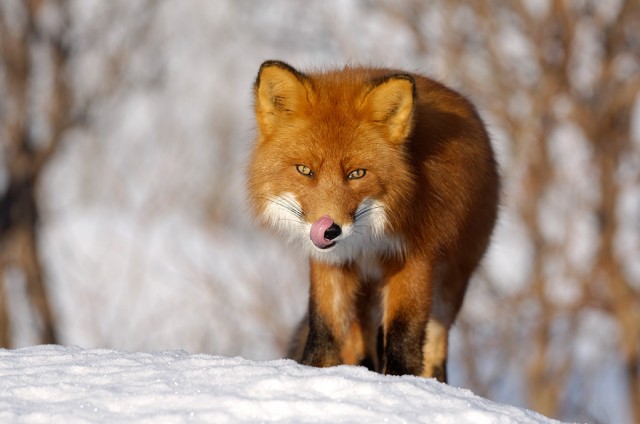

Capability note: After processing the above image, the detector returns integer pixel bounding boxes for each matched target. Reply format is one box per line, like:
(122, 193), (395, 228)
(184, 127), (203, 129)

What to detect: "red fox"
(247, 60), (499, 382)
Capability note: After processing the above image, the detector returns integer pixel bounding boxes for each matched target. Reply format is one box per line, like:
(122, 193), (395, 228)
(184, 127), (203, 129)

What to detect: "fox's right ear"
(254, 61), (311, 135)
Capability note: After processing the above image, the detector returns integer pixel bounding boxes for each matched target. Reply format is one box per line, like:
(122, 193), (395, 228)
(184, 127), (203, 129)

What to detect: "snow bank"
(0, 345), (562, 423)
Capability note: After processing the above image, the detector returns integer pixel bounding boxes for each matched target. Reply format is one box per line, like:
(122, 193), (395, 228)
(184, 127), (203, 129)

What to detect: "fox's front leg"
(382, 255), (434, 376)
(302, 260), (360, 367)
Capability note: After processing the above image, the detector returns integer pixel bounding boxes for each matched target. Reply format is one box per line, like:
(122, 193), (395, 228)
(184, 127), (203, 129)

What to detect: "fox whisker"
(260, 195), (304, 220)
(354, 205), (384, 221)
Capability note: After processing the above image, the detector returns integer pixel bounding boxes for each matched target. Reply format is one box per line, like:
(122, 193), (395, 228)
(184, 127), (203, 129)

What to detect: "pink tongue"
(310, 215), (335, 248)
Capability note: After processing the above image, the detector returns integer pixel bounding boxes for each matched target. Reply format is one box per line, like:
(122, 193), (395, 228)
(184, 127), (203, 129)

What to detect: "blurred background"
(1, 0), (638, 422)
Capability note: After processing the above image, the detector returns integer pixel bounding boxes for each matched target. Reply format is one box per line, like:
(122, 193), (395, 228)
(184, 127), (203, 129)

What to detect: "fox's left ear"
(254, 60), (311, 136)
(362, 74), (416, 143)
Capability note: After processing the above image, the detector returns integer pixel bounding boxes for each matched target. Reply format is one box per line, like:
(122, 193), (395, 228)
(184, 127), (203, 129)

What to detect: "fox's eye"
(296, 165), (313, 177)
(347, 169), (366, 180)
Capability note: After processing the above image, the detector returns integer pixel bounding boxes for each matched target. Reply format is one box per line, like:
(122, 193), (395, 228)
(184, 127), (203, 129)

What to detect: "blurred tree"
(372, 0), (640, 421)
(0, 0), (73, 346)
(0, 0), (159, 347)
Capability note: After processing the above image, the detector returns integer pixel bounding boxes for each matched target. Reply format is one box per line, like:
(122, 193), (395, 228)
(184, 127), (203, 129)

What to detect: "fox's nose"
(310, 215), (341, 249)
(324, 223), (341, 241)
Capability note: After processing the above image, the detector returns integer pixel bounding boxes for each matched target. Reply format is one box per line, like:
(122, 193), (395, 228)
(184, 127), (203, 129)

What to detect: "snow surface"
(0, 345), (563, 424)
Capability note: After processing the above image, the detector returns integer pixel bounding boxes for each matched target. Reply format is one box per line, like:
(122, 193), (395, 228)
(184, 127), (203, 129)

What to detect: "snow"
(0, 345), (563, 424)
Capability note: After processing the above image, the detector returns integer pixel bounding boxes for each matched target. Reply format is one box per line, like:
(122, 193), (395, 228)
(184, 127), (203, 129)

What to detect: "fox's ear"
(254, 61), (311, 135)
(362, 75), (416, 143)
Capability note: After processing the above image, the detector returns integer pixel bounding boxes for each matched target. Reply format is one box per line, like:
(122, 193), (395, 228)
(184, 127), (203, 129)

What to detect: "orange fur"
(248, 61), (499, 381)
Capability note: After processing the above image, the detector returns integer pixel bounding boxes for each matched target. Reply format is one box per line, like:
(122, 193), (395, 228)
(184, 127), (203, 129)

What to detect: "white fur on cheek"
(356, 198), (388, 238)
(262, 192), (310, 246)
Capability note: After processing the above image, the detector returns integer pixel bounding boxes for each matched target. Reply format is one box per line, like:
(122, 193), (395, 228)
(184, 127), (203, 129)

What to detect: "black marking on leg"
(383, 317), (425, 376)
(376, 326), (384, 373)
(359, 356), (376, 371)
(301, 304), (341, 367)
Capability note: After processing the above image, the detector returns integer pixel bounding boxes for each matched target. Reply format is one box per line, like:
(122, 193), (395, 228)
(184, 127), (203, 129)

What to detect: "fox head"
(248, 61), (417, 264)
